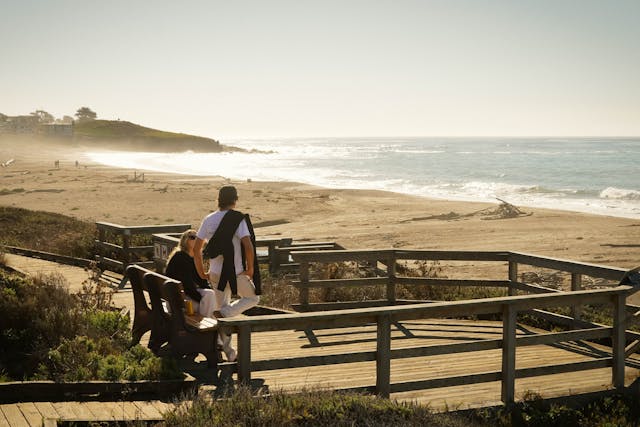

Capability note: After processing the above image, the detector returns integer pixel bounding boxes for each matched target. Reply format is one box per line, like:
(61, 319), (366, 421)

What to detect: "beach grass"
(0, 206), (95, 258)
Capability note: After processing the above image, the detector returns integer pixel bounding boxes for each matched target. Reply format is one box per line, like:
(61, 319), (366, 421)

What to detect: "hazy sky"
(2, 1), (639, 138)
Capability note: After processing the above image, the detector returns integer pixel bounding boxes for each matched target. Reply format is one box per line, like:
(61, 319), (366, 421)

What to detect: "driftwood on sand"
(402, 198), (532, 223)
(478, 198), (532, 220)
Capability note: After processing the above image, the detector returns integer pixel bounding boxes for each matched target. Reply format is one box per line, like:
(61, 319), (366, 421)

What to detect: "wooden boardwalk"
(2, 253), (91, 293)
(0, 400), (175, 426)
(3, 254), (640, 425)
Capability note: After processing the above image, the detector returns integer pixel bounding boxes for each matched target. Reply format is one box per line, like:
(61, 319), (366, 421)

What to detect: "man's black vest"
(202, 210), (261, 295)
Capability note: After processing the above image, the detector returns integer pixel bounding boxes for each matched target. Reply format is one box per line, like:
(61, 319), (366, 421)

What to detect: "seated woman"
(165, 229), (216, 317)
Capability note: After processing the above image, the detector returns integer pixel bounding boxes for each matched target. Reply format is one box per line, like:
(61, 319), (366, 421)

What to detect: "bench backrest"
(162, 278), (189, 332)
(126, 264), (154, 313)
(143, 271), (188, 334)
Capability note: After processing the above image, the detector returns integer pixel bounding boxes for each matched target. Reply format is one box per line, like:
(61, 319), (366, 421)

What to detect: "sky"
(1, 0), (639, 138)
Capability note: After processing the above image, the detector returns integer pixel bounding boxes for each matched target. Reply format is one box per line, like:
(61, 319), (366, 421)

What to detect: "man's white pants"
(190, 288), (217, 317)
(209, 273), (259, 361)
(209, 273), (260, 318)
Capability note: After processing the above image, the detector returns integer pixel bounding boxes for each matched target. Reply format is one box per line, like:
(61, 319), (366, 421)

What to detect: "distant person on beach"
(165, 229), (216, 317)
(194, 185), (261, 362)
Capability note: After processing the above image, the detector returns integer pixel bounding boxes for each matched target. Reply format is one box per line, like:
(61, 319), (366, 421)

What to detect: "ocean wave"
(600, 187), (640, 200)
(393, 149), (445, 154)
(85, 138), (640, 219)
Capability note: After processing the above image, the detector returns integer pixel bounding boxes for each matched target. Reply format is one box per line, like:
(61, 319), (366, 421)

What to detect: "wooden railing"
(291, 249), (640, 355)
(215, 249), (638, 404)
(218, 284), (632, 404)
(151, 233), (343, 274)
(95, 222), (191, 282)
(290, 249), (629, 310)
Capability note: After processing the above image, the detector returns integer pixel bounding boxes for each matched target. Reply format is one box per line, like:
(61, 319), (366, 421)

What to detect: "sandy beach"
(1, 138), (639, 279)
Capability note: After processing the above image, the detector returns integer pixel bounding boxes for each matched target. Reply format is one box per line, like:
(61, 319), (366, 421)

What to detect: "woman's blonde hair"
(166, 229), (197, 264)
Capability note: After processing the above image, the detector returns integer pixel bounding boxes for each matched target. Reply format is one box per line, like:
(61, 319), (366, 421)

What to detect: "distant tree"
(75, 107), (97, 122)
(0, 113), (7, 122)
(55, 115), (74, 124)
(30, 110), (54, 124)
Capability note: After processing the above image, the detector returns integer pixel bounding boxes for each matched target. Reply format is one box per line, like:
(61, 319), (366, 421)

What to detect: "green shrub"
(0, 270), (84, 378)
(0, 269), (181, 382)
(163, 387), (482, 427)
(39, 336), (102, 382)
(85, 310), (130, 347)
(474, 391), (640, 427)
(38, 337), (182, 382)
(581, 394), (640, 427)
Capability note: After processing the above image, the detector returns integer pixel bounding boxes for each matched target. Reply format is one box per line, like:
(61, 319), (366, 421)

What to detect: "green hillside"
(73, 120), (224, 152)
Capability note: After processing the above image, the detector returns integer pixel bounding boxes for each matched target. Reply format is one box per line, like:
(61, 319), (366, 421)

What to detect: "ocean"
(86, 137), (640, 219)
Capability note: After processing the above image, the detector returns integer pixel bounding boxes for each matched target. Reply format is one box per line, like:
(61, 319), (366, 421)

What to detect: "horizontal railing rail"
(509, 251), (628, 281)
(290, 249), (634, 313)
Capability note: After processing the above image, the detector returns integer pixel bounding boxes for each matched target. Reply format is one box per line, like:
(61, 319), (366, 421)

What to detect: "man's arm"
(241, 236), (254, 277)
(193, 238), (208, 279)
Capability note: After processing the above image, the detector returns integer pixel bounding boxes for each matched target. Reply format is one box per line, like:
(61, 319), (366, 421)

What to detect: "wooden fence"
(151, 232), (343, 274)
(95, 222), (191, 280)
(217, 249), (639, 405)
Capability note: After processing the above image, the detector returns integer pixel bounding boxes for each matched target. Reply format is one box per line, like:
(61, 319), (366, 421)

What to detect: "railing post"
(386, 255), (396, 304)
(267, 242), (277, 274)
(571, 273), (582, 322)
(299, 261), (310, 311)
(237, 324), (252, 385)
(612, 292), (626, 390)
(501, 303), (517, 405)
(508, 261), (517, 296)
(122, 230), (131, 270)
(97, 225), (106, 246)
(376, 314), (391, 398)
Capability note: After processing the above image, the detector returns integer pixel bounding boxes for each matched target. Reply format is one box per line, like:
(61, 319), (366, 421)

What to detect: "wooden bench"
(125, 265), (155, 348)
(143, 271), (220, 369)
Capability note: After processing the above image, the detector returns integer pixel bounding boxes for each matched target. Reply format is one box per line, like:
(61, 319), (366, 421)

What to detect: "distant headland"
(0, 107), (235, 153)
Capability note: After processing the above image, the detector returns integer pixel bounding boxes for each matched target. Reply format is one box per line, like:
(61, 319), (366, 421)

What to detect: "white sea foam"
(85, 137), (640, 219)
(600, 187), (640, 200)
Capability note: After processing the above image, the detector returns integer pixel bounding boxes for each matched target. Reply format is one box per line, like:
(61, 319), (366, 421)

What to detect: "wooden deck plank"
(149, 400), (174, 417)
(50, 402), (78, 421)
(0, 405), (28, 427)
(132, 401), (163, 420)
(15, 403), (42, 427)
(0, 408), (11, 427)
(103, 401), (138, 421)
(117, 401), (146, 421)
(70, 402), (95, 420)
(31, 403), (58, 424)
(83, 401), (117, 421)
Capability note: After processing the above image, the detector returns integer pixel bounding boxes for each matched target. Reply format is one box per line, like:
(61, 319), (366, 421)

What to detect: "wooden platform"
(227, 318), (640, 410)
(3, 253), (640, 425)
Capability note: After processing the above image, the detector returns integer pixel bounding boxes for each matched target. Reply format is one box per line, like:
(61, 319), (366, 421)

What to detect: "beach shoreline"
(1, 139), (639, 277)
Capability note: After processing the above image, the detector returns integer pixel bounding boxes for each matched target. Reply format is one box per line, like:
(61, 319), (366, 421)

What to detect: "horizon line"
(216, 135), (640, 140)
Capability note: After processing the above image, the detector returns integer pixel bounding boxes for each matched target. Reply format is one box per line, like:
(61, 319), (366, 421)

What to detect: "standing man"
(194, 185), (260, 362)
